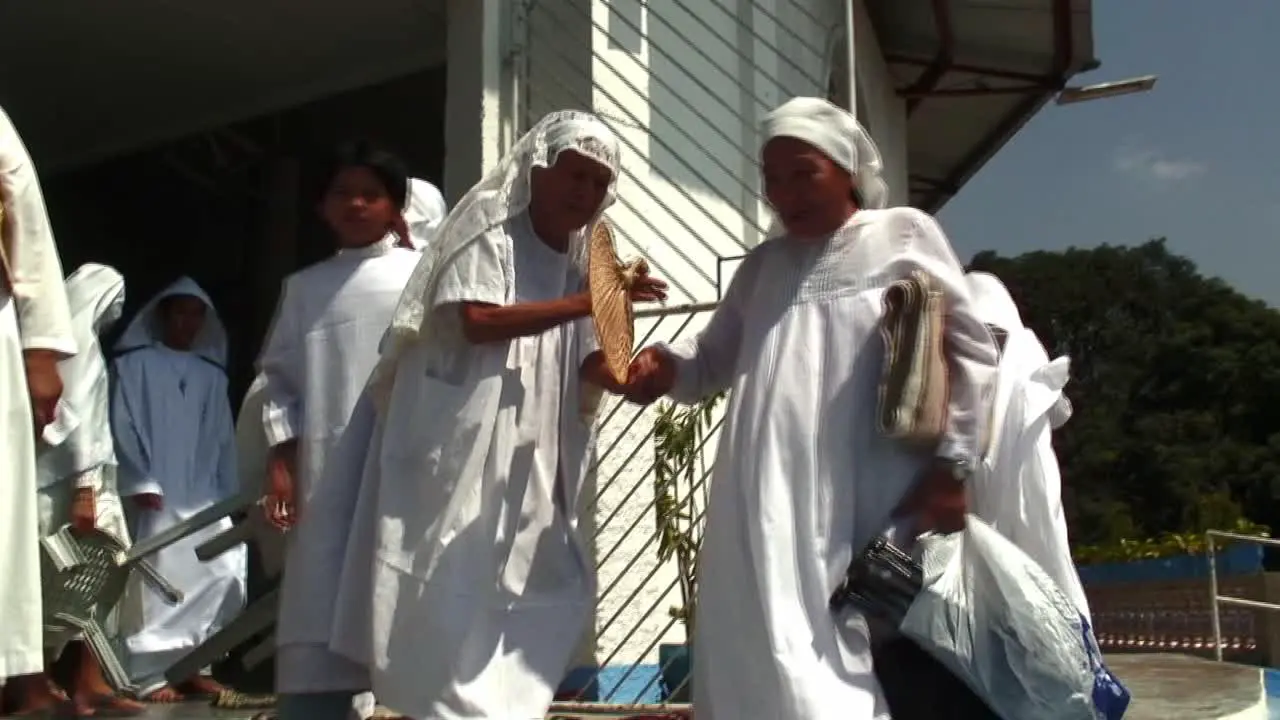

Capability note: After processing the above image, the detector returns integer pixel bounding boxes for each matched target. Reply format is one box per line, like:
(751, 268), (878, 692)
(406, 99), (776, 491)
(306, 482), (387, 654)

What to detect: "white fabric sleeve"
(651, 250), (759, 404)
(433, 227), (509, 308)
(110, 358), (162, 497)
(0, 107), (76, 356)
(881, 207), (1000, 463)
(257, 278), (305, 447)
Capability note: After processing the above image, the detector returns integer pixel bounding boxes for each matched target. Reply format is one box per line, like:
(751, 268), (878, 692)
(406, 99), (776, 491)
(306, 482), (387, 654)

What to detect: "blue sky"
(938, 0), (1280, 305)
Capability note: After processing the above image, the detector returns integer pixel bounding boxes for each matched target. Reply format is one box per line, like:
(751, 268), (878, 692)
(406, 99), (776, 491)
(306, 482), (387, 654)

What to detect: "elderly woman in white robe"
(111, 277), (246, 702)
(626, 97), (1000, 720)
(314, 110), (666, 720)
(965, 271), (1090, 621)
(0, 104), (78, 716)
(32, 263), (147, 716)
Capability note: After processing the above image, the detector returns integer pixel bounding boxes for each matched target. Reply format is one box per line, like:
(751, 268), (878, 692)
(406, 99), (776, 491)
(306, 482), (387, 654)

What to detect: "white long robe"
(0, 105), (77, 682)
(34, 265), (132, 650)
(110, 278), (245, 690)
(658, 208), (998, 720)
(965, 278), (1090, 621)
(256, 238), (418, 694)
(330, 212), (600, 720)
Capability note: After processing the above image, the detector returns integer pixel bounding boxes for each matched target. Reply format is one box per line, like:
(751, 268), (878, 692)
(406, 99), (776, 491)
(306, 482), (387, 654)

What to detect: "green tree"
(968, 239), (1280, 545)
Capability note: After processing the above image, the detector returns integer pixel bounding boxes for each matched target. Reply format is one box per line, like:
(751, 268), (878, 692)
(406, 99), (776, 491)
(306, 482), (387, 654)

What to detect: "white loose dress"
(0, 104), (77, 682)
(34, 265), (132, 651)
(966, 278), (1089, 621)
(331, 211), (600, 720)
(111, 278), (246, 691)
(657, 208), (998, 720)
(255, 237), (418, 694)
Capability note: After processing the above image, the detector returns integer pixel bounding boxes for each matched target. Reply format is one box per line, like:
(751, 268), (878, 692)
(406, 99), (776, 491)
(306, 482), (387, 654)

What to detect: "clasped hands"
(610, 346), (677, 406)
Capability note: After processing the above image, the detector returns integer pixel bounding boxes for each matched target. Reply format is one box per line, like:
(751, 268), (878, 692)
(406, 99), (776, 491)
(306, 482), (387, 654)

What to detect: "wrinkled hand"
(623, 346), (677, 405)
(629, 274), (669, 304)
(264, 442), (299, 531)
(132, 493), (163, 511)
(23, 349), (63, 434)
(894, 461), (967, 535)
(71, 488), (96, 534)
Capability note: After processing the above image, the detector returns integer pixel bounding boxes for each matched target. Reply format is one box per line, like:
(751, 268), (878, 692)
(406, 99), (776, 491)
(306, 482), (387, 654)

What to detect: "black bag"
(831, 537), (999, 720)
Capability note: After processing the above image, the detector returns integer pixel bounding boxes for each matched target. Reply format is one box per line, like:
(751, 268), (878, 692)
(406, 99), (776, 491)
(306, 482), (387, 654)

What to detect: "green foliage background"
(967, 239), (1280, 558)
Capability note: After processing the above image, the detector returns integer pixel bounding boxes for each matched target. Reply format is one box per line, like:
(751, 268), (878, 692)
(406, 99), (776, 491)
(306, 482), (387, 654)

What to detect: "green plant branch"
(652, 391), (728, 643)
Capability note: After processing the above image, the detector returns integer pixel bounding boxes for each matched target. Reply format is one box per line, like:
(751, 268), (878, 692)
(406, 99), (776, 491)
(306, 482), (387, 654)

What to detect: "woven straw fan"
(588, 220), (649, 385)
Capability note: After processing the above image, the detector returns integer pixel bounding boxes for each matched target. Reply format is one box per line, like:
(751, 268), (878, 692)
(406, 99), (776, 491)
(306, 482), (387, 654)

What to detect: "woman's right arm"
(458, 293), (592, 344)
(628, 250), (759, 404)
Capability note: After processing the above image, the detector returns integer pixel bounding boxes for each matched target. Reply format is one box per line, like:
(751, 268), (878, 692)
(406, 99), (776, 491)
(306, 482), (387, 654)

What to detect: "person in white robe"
(254, 141), (421, 720)
(401, 177), (448, 251)
(33, 262), (148, 716)
(0, 104), (79, 716)
(313, 110), (666, 720)
(111, 277), (246, 702)
(626, 97), (1001, 720)
(964, 271), (1090, 621)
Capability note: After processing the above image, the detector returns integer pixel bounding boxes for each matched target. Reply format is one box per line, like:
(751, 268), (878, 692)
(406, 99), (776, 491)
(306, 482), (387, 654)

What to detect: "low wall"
(1084, 571), (1280, 667)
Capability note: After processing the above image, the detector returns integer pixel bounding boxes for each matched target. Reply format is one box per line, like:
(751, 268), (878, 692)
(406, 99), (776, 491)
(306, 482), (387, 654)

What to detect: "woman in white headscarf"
(110, 277), (246, 702)
(964, 271), (1089, 621)
(626, 97), (1000, 720)
(399, 177), (448, 251)
(32, 263), (147, 716)
(37, 264), (129, 542)
(310, 110), (666, 720)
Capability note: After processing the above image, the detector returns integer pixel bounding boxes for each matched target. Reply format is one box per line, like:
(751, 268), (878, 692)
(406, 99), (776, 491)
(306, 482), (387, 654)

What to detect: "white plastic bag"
(898, 515), (1105, 720)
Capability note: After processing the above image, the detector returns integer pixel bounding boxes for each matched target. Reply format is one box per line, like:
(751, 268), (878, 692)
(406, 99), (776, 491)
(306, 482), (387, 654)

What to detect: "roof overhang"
(866, 0), (1098, 212)
(0, 0), (446, 174)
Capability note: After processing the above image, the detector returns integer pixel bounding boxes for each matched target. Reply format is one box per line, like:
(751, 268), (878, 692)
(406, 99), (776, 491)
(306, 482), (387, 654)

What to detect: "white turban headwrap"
(760, 96), (888, 210)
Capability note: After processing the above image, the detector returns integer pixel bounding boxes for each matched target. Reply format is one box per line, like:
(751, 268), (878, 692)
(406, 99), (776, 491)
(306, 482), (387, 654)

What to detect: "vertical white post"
(444, 0), (511, 203)
(843, 0), (857, 118)
(1207, 533), (1223, 662)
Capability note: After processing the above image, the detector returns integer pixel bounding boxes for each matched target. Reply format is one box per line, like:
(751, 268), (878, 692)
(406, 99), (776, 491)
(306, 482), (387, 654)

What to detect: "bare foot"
(1, 672), (69, 715)
(69, 641), (145, 713)
(177, 675), (227, 697)
(72, 692), (147, 717)
(142, 685), (184, 703)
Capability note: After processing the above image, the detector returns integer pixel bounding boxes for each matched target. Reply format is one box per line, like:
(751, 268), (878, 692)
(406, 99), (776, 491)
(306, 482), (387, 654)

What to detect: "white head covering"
(760, 96), (889, 215)
(115, 276), (228, 368)
(371, 110), (621, 397)
(37, 263), (126, 483)
(965, 271), (1073, 428)
(965, 271), (1025, 334)
(403, 177), (448, 251)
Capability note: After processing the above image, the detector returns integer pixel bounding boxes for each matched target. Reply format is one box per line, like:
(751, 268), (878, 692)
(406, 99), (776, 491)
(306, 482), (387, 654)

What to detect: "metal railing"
(1207, 530), (1279, 662)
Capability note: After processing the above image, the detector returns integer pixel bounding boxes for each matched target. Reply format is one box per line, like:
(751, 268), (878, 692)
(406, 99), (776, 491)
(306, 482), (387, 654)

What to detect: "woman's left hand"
(629, 274), (669, 304)
(71, 488), (96, 534)
(895, 460), (967, 535)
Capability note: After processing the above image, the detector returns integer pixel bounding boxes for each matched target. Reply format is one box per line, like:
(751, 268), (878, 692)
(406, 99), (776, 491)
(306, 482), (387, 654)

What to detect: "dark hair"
(316, 139), (410, 210)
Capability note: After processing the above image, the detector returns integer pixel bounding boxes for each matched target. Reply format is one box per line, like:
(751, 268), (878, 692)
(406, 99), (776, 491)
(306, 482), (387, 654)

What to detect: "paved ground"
(4, 654), (1267, 719)
(1108, 654), (1265, 720)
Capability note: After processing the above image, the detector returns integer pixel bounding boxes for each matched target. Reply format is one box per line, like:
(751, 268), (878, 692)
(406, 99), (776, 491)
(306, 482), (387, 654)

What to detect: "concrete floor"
(1107, 654), (1267, 720)
(4, 654), (1266, 719)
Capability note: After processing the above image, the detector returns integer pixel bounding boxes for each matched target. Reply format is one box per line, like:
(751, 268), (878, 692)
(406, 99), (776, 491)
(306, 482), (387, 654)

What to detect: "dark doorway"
(41, 64), (448, 404)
